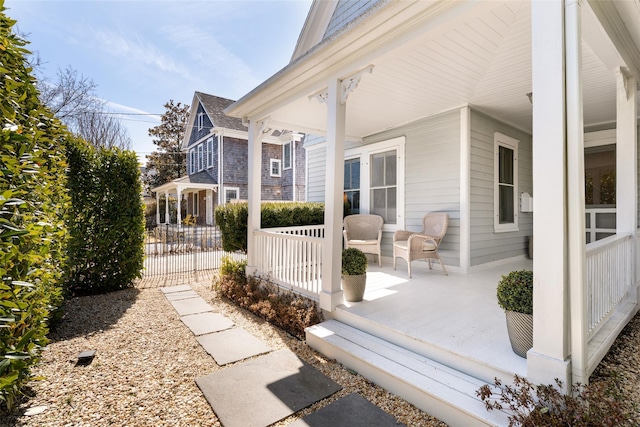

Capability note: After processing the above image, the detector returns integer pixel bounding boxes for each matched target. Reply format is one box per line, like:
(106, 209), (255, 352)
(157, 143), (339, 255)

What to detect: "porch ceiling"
(253, 1), (638, 140)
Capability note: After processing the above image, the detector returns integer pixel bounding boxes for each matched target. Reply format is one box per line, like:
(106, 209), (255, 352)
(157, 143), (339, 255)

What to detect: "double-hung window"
(197, 144), (204, 171)
(270, 159), (281, 177)
(206, 137), (214, 168)
(343, 136), (405, 229)
(283, 142), (292, 170)
(197, 112), (204, 131)
(189, 148), (196, 174)
(494, 132), (519, 232)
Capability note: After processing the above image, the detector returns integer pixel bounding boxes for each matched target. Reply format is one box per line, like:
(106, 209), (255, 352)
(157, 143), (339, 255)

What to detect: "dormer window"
(197, 112), (204, 131)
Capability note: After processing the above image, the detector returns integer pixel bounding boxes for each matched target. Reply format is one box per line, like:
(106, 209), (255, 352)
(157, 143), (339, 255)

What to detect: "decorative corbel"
(617, 67), (633, 101)
(340, 65), (374, 104)
(309, 88), (329, 104)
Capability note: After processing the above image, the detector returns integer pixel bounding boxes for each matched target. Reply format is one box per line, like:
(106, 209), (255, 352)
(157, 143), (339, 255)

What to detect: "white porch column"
(320, 78), (346, 311)
(177, 188), (182, 226)
(155, 192), (160, 225)
(616, 69), (638, 286)
(247, 119), (265, 270)
(206, 189), (214, 225)
(528, 0), (571, 387)
(459, 106), (471, 272)
(164, 190), (169, 224)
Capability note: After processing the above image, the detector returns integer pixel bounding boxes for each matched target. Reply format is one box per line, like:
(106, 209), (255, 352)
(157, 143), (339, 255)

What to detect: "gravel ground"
(2, 275), (444, 427)
(4, 272), (640, 427)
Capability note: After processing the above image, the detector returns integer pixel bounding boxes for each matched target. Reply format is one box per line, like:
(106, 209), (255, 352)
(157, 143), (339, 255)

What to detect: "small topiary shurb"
(342, 248), (368, 276)
(497, 269), (533, 315)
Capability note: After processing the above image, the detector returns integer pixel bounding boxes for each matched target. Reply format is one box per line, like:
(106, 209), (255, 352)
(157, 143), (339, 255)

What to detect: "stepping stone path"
(161, 285), (405, 427)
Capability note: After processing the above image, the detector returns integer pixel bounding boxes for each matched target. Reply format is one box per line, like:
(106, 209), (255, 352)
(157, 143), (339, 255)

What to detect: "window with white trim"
(283, 142), (292, 170)
(197, 144), (204, 171)
(197, 112), (204, 131)
(344, 136), (405, 230)
(206, 137), (214, 168)
(189, 148), (196, 174)
(494, 132), (519, 232)
(270, 159), (281, 177)
(193, 193), (199, 216)
(224, 187), (239, 204)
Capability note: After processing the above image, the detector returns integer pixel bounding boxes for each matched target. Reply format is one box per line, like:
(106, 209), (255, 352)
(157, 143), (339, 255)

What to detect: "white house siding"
(305, 142), (327, 202)
(469, 110), (533, 266)
(363, 110), (462, 267)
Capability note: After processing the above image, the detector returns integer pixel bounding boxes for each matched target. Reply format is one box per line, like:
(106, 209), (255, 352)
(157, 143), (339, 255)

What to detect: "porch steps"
(306, 320), (510, 427)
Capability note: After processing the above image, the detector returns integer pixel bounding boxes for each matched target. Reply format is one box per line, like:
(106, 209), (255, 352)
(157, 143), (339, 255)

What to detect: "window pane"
(499, 146), (513, 185)
(371, 188), (386, 219)
(371, 153), (385, 187)
(386, 187), (397, 224)
(385, 152), (397, 186)
(351, 160), (360, 189)
(499, 185), (514, 223)
(344, 163), (350, 189)
(284, 143), (292, 169)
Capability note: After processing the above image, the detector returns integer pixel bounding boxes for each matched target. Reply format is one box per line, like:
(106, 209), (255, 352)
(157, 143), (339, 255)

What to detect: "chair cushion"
(393, 240), (436, 251)
(348, 239), (378, 245)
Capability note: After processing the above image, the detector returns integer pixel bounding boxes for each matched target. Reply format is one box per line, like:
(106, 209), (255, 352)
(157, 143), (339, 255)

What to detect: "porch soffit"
(228, 0), (638, 140)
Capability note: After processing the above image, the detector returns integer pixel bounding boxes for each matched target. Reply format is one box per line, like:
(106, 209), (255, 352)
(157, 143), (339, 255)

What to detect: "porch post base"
(526, 350), (571, 392)
(319, 290), (344, 312)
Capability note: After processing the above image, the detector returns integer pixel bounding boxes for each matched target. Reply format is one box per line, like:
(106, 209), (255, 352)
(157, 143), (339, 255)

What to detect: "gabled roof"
(195, 92), (245, 132)
(152, 170), (217, 193)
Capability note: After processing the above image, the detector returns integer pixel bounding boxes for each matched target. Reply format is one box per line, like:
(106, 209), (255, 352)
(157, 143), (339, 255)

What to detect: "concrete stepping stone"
(160, 284), (191, 294)
(196, 328), (270, 365)
(168, 296), (213, 316)
(165, 290), (199, 301)
(289, 393), (406, 427)
(195, 349), (341, 427)
(181, 312), (234, 336)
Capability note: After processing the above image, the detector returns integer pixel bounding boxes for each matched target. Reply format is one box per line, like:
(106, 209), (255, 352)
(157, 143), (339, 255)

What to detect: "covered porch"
(151, 171), (217, 226)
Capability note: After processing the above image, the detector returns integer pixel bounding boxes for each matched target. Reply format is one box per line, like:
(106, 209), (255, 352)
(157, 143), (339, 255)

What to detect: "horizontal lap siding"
(470, 110), (532, 266)
(365, 110), (461, 266)
(306, 145), (327, 202)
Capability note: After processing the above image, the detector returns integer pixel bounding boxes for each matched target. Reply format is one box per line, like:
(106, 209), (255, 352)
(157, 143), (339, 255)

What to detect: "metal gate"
(138, 224), (246, 287)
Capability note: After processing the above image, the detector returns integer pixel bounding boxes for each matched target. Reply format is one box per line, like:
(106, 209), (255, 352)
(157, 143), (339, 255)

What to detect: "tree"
(38, 66), (132, 149)
(144, 100), (190, 190)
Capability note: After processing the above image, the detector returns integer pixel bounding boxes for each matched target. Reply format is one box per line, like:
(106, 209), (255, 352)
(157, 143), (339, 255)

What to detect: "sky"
(4, 0), (313, 164)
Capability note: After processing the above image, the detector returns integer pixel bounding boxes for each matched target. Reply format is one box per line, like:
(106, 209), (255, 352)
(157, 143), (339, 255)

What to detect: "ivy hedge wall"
(65, 141), (145, 296)
(0, 10), (69, 410)
(215, 202), (324, 252)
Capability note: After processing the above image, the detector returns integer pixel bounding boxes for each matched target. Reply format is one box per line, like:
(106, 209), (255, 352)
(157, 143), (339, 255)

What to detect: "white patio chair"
(393, 212), (449, 277)
(343, 214), (384, 267)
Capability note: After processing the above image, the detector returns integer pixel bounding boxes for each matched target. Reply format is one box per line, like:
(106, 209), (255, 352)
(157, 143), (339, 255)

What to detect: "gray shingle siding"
(324, 0), (382, 39)
(188, 104), (213, 147)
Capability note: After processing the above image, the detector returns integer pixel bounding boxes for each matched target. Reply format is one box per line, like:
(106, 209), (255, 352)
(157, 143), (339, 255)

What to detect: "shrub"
(0, 9), (69, 411)
(65, 141), (145, 296)
(497, 270), (533, 315)
(342, 248), (368, 275)
(215, 201), (324, 253)
(214, 257), (323, 338)
(477, 375), (637, 426)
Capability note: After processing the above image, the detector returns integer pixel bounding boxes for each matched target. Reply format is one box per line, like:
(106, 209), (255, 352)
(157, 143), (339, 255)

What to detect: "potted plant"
(497, 269), (533, 358)
(342, 247), (368, 302)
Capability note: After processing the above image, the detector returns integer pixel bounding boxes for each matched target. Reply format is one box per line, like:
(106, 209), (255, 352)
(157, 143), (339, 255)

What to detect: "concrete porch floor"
(332, 256), (533, 383)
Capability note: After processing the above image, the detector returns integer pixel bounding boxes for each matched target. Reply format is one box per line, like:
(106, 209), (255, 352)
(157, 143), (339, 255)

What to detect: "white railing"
(586, 233), (633, 339)
(253, 225), (325, 298)
(585, 207), (616, 243)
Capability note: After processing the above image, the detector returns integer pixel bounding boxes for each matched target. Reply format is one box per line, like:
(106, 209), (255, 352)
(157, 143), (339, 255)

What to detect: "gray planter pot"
(505, 310), (533, 358)
(342, 274), (366, 302)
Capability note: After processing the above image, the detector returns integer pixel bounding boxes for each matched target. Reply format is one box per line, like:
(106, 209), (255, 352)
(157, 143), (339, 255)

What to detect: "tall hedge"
(215, 202), (324, 252)
(65, 141), (144, 296)
(0, 9), (69, 410)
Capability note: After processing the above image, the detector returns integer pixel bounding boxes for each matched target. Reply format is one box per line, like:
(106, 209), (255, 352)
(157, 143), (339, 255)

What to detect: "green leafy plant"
(497, 270), (533, 315)
(0, 7), (70, 410)
(342, 248), (368, 276)
(214, 257), (323, 338)
(477, 375), (637, 426)
(215, 201), (325, 253)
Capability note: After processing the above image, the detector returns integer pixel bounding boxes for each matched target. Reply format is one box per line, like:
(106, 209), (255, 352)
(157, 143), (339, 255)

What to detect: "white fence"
(586, 232), (633, 339)
(253, 225), (325, 298)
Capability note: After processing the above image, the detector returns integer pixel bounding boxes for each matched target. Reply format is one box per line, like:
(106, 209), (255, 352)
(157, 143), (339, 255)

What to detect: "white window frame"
(192, 192), (199, 216)
(197, 112), (204, 131)
(283, 142), (292, 170)
(224, 187), (239, 204)
(197, 144), (204, 171)
(270, 158), (281, 177)
(206, 137), (214, 168)
(493, 132), (519, 233)
(344, 136), (405, 231)
(189, 148), (196, 174)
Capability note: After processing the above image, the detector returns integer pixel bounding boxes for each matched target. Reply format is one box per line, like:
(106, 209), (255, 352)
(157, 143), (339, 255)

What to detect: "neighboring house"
(152, 91), (305, 226)
(224, 0), (640, 425)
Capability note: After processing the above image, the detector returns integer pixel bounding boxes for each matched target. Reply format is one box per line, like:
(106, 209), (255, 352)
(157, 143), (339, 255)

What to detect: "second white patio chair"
(343, 214), (384, 267)
(393, 212), (449, 278)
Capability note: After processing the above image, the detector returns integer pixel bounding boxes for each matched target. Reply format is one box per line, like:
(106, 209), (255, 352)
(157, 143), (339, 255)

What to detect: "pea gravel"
(4, 271), (640, 427)
(1, 274), (444, 427)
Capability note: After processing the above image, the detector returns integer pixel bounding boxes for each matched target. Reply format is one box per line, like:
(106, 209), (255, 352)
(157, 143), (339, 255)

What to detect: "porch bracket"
(309, 88), (329, 104)
(340, 65), (374, 104)
(617, 67), (633, 100)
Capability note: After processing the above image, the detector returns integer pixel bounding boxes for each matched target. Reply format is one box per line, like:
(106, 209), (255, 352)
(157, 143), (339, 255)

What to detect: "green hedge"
(0, 9), (69, 411)
(65, 141), (145, 296)
(215, 202), (324, 252)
